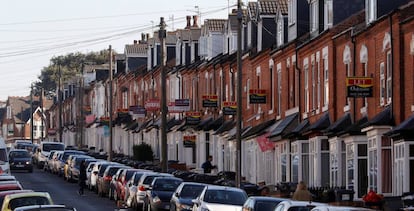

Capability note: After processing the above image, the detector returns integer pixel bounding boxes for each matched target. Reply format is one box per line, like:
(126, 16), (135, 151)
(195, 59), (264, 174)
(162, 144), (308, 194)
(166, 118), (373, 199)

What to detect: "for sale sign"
(249, 89), (267, 104)
(223, 101), (237, 115)
(202, 94), (218, 107)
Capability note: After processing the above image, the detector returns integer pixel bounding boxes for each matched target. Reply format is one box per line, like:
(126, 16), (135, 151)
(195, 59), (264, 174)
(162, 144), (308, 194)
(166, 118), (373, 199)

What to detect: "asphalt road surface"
(12, 168), (125, 211)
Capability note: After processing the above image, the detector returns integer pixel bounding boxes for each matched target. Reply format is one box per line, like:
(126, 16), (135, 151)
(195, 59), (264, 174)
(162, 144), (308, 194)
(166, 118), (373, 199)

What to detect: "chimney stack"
(193, 15), (199, 28)
(186, 15), (191, 29)
(141, 33), (146, 42)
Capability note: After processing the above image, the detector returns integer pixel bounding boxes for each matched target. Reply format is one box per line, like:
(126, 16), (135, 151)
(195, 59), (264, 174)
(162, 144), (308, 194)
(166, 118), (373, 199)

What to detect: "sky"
(0, 0), (239, 101)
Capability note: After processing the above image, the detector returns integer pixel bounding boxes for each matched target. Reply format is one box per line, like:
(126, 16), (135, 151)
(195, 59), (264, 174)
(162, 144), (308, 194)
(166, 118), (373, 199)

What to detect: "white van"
(36, 141), (65, 168)
(0, 137), (10, 174)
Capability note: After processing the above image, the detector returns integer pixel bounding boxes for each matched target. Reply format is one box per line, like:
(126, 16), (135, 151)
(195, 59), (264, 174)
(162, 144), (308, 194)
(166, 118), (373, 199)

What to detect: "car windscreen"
(153, 179), (181, 191)
(142, 175), (157, 185)
(10, 151), (31, 158)
(0, 149), (8, 162)
(204, 190), (247, 206)
(179, 185), (205, 198)
(107, 167), (122, 176)
(288, 206), (316, 211)
(254, 201), (281, 210)
(133, 173), (145, 185)
(62, 152), (84, 161)
(43, 143), (65, 152)
(9, 196), (51, 210)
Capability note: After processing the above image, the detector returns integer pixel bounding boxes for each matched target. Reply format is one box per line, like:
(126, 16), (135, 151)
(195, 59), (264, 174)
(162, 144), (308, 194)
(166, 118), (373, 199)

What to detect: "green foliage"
(35, 49), (114, 96)
(133, 143), (154, 162)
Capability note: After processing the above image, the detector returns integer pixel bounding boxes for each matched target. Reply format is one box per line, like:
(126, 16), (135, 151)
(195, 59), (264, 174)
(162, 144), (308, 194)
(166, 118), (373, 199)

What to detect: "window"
(366, 0), (377, 23)
(386, 51), (392, 104)
(312, 61), (316, 110)
(346, 143), (355, 190)
(304, 64), (309, 113)
(380, 62), (385, 106)
(246, 79), (251, 109)
(270, 62), (275, 112)
(345, 63), (351, 106)
(277, 17), (284, 46)
(6, 106), (11, 119)
(288, 0), (297, 25)
(277, 66), (282, 116)
(368, 138), (378, 192)
(362, 62), (368, 107)
(324, 0), (333, 29)
(122, 91), (128, 109)
(310, 0), (318, 32)
(316, 58), (321, 111)
(330, 140), (339, 187)
(324, 57), (329, 108)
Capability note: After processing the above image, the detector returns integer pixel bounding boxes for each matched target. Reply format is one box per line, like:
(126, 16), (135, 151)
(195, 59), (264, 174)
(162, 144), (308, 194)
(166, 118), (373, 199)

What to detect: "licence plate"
(164, 205), (170, 209)
(16, 165), (24, 167)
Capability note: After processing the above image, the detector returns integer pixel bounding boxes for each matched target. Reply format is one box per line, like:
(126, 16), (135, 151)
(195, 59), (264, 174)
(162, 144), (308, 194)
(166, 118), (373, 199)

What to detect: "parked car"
(192, 185), (248, 211)
(135, 172), (174, 210)
(96, 165), (124, 197)
(88, 160), (110, 191)
(49, 151), (63, 175)
(35, 142), (65, 168)
(310, 205), (376, 211)
(0, 175), (16, 182)
(170, 182), (207, 211)
(43, 150), (59, 172)
(66, 155), (93, 182)
(0, 181), (23, 191)
(14, 204), (77, 211)
(56, 150), (86, 177)
(124, 171), (152, 208)
(115, 168), (145, 202)
(242, 196), (285, 211)
(1, 192), (53, 211)
(0, 137), (11, 174)
(0, 190), (33, 207)
(143, 177), (183, 211)
(274, 200), (327, 211)
(108, 167), (132, 201)
(9, 149), (33, 173)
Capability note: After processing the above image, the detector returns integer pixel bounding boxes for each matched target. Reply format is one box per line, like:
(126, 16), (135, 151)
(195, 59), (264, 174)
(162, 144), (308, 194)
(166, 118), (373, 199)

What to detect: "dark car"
(170, 182), (206, 211)
(144, 177), (183, 211)
(242, 196), (285, 211)
(9, 149), (34, 173)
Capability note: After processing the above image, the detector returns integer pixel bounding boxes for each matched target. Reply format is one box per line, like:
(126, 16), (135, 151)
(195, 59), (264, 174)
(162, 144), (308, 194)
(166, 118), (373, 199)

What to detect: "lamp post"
(235, 0), (243, 188)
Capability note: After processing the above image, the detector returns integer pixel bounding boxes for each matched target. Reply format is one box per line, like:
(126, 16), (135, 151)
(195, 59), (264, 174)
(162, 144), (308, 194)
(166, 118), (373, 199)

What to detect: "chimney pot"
(193, 15), (199, 28)
(133, 40), (138, 44)
(186, 15), (191, 29)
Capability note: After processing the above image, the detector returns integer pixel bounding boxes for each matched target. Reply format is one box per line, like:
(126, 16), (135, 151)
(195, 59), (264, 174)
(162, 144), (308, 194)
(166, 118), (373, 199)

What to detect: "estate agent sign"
(346, 77), (373, 97)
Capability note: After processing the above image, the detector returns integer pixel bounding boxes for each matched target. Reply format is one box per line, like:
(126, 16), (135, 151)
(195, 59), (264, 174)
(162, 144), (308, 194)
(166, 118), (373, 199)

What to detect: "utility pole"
(159, 17), (168, 173)
(108, 45), (113, 161)
(235, 0), (243, 188)
(79, 64), (84, 149)
(58, 65), (63, 143)
(30, 83), (34, 144)
(40, 87), (44, 142)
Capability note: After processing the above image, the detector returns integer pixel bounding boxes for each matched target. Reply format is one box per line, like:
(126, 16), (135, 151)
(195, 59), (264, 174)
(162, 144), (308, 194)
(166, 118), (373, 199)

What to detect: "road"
(12, 168), (123, 211)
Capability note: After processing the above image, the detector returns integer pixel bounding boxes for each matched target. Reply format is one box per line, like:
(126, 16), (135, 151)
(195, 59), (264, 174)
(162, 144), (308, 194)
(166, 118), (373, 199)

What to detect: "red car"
(115, 169), (147, 202)
(0, 181), (23, 192)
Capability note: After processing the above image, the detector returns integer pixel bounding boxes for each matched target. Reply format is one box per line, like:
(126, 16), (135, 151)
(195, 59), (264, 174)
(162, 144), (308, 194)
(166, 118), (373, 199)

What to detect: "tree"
(133, 143), (154, 162)
(34, 49), (113, 96)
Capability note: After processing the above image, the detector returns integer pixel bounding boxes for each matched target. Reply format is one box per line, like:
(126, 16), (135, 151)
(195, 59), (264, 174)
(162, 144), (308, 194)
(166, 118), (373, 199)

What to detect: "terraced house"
(50, 0), (414, 198)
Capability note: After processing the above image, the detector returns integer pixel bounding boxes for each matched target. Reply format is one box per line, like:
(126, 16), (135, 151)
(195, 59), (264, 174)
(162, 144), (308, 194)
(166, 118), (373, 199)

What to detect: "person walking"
(78, 160), (87, 196)
(201, 155), (217, 174)
(292, 181), (313, 201)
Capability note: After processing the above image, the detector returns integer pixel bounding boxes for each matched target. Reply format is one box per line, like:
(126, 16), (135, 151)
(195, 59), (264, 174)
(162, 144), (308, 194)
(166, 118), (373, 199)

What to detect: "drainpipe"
(351, 27), (357, 122)
(389, 15), (394, 121)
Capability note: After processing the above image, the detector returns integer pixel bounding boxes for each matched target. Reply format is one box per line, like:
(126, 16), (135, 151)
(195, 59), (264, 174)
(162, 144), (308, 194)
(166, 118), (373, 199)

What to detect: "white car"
(192, 185), (248, 211)
(274, 200), (328, 211)
(311, 205), (376, 211)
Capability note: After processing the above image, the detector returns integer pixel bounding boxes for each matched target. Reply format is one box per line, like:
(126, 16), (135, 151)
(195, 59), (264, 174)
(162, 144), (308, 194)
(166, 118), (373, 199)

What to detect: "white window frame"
(386, 51), (392, 104)
(324, 0), (333, 29)
(270, 60), (275, 114)
(311, 59), (316, 111)
(316, 53), (321, 112)
(380, 62), (385, 106)
(122, 91), (128, 109)
(366, 0), (377, 24)
(304, 64), (310, 113)
(310, 0), (318, 32)
(288, 0), (297, 26)
(277, 65), (282, 117)
(323, 55), (329, 110)
(368, 138), (378, 192)
(277, 16), (284, 46)
(246, 78), (251, 109)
